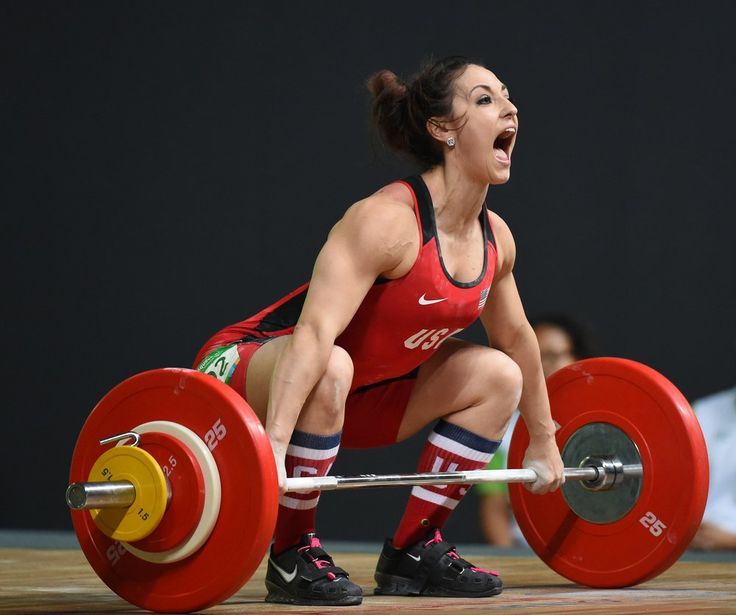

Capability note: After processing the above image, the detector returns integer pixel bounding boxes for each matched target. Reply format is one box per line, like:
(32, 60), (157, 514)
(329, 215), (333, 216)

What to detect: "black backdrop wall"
(3, 1), (735, 543)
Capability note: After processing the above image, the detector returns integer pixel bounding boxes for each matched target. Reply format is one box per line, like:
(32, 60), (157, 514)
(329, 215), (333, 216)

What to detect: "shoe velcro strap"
(301, 547), (333, 562)
(298, 564), (349, 583)
(406, 539), (457, 594)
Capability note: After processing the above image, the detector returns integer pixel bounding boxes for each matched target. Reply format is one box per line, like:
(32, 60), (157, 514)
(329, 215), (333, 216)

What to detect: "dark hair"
(529, 313), (596, 360)
(367, 56), (478, 169)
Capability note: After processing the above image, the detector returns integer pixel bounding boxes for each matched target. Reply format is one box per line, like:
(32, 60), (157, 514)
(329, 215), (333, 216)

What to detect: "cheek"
(462, 128), (492, 159)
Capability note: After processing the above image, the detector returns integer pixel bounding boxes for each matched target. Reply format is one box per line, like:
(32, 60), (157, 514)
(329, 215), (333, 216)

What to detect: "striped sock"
(272, 430), (341, 554)
(392, 420), (500, 549)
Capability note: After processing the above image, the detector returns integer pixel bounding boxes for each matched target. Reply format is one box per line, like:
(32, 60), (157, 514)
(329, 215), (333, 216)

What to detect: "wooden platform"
(1, 548), (735, 614)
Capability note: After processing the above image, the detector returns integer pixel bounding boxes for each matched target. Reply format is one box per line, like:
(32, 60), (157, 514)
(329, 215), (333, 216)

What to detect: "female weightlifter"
(194, 56), (564, 606)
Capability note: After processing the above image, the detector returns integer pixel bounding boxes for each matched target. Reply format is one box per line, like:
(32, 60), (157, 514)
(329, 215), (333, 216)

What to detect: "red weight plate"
(508, 357), (708, 588)
(133, 432), (205, 552)
(69, 368), (279, 613)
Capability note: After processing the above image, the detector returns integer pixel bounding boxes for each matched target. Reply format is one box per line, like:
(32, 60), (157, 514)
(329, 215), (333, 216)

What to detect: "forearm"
(692, 522), (736, 550)
(718, 530), (736, 549)
(500, 323), (556, 440)
(266, 324), (335, 447)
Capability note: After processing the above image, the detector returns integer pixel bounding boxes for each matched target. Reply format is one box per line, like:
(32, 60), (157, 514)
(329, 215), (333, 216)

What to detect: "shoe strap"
(407, 537), (497, 593)
(405, 538), (457, 593)
(298, 544), (333, 563)
(296, 545), (349, 581)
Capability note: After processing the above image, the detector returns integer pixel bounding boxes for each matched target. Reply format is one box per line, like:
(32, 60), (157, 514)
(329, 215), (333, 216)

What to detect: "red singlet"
(194, 175), (498, 392)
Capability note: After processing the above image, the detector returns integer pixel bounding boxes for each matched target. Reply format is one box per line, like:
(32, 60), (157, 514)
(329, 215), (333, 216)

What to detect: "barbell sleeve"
(66, 481), (137, 510)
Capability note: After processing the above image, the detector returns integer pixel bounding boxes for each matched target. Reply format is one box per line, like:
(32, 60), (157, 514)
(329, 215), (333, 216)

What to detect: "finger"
(525, 478), (551, 495)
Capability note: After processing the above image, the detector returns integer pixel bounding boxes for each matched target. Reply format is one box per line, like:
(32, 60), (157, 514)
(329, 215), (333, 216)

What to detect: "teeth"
(501, 127), (516, 137)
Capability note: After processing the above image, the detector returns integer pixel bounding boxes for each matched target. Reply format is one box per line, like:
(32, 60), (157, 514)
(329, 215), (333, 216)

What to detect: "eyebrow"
(469, 84), (509, 95)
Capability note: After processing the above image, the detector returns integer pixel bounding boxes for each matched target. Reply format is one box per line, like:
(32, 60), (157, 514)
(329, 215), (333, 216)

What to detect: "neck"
(422, 165), (489, 232)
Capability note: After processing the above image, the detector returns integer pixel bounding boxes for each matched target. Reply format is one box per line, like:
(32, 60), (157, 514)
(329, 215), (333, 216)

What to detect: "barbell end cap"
(66, 483), (87, 510)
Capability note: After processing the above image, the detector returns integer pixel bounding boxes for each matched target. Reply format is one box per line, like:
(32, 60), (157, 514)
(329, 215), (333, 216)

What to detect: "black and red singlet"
(194, 176), (498, 391)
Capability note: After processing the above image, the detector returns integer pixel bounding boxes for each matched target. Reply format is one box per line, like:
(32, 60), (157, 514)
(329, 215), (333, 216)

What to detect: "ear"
(426, 117), (450, 145)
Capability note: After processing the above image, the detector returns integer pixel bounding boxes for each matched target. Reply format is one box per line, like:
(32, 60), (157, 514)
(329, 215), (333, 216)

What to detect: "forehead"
(455, 64), (505, 92)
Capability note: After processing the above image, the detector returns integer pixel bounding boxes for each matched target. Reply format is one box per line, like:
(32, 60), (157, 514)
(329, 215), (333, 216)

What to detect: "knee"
(308, 345), (354, 422)
(481, 351), (523, 414)
(323, 345), (354, 396)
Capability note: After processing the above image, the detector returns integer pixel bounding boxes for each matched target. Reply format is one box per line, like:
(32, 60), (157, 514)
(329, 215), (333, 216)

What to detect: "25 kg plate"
(69, 368), (279, 613)
(508, 358), (708, 588)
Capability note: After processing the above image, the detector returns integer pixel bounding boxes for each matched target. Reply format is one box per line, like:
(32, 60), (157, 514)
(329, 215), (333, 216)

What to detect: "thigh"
(243, 335), (292, 422)
(396, 338), (515, 441)
(195, 336), (289, 424)
(195, 341), (259, 400)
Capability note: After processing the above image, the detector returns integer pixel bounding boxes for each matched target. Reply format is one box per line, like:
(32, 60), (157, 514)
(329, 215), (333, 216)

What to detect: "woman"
(194, 56), (564, 606)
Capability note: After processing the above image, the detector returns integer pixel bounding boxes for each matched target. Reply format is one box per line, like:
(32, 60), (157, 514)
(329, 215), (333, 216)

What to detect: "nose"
(503, 97), (518, 118)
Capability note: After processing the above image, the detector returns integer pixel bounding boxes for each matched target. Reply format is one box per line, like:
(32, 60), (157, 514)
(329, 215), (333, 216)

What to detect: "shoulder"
(332, 181), (418, 244)
(322, 181), (419, 275)
(346, 181), (416, 223)
(487, 210), (516, 277)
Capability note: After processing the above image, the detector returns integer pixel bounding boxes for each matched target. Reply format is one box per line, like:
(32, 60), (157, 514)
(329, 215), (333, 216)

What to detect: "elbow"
(291, 321), (338, 359)
(489, 321), (534, 355)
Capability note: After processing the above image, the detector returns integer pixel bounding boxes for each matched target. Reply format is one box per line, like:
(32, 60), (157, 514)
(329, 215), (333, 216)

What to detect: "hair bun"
(367, 69), (407, 100)
(367, 57), (473, 169)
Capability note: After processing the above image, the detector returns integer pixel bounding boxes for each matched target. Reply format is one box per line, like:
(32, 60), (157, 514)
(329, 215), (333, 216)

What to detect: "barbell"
(67, 357), (709, 613)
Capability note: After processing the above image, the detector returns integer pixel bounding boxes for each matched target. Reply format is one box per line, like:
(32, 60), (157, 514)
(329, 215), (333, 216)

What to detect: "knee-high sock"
(392, 420), (500, 549)
(272, 430), (341, 554)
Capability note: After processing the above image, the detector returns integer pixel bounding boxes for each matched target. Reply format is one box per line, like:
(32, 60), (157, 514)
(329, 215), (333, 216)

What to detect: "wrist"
(528, 426), (557, 442)
(266, 429), (290, 452)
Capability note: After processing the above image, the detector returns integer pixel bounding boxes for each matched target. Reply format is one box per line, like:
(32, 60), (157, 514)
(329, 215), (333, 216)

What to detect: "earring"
(446, 136), (456, 148)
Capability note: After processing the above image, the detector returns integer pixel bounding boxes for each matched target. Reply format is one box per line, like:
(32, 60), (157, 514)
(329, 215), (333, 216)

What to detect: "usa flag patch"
(478, 287), (490, 310)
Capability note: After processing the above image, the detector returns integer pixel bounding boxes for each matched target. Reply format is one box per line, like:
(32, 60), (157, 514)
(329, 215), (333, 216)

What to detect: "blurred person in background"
(689, 385), (736, 550)
(478, 314), (594, 547)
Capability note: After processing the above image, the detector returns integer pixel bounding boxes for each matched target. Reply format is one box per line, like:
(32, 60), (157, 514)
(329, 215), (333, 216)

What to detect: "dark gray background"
(3, 1), (735, 542)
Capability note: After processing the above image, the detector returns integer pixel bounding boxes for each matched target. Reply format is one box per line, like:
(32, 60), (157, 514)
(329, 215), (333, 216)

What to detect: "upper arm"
(296, 195), (417, 344)
(480, 212), (530, 349)
(489, 210), (516, 278)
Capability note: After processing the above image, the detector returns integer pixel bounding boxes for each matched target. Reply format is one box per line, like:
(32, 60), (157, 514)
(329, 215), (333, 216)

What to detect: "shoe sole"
(374, 573), (503, 598)
(265, 583), (363, 606)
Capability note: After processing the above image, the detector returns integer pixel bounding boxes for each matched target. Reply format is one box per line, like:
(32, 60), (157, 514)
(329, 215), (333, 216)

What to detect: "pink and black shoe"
(265, 533), (363, 605)
(374, 529), (502, 597)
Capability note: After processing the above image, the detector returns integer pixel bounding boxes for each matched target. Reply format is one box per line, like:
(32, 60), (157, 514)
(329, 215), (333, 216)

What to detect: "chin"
(488, 170), (511, 185)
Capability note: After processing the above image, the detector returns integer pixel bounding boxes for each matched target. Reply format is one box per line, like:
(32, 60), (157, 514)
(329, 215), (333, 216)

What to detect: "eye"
(477, 95), (492, 105)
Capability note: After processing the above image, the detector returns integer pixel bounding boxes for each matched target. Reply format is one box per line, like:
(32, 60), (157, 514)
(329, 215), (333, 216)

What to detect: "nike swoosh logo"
(407, 553), (421, 562)
(269, 557), (298, 583)
(418, 294), (447, 306)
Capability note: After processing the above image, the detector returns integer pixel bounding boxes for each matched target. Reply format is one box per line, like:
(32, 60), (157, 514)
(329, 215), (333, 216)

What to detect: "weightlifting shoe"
(265, 533), (363, 605)
(374, 528), (502, 597)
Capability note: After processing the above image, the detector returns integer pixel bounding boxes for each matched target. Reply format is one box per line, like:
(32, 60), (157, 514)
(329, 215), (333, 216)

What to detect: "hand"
(268, 436), (289, 495)
(521, 435), (564, 494)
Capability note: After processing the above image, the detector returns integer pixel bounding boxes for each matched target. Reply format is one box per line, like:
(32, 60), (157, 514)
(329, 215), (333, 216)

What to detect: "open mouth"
(493, 127), (516, 164)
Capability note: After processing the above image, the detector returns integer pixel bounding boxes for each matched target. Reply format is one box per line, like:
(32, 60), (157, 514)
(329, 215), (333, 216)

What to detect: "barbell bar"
(67, 457), (644, 512)
(67, 358), (709, 613)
